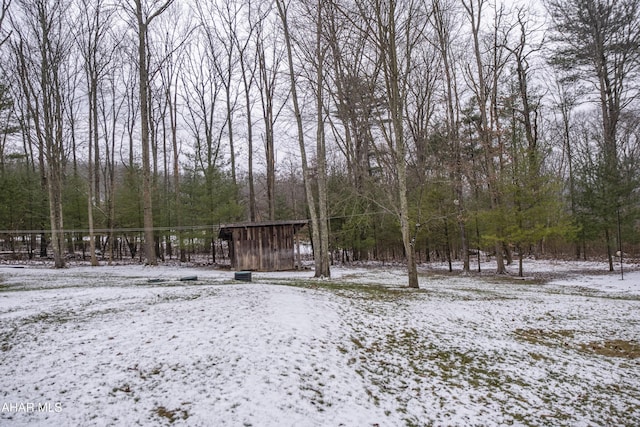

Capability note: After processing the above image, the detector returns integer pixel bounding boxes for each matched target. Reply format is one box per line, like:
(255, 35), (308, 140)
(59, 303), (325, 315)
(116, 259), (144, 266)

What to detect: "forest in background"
(0, 0), (638, 284)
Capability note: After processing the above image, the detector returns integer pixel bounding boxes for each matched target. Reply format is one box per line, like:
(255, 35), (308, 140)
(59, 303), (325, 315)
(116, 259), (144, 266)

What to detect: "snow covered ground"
(0, 260), (638, 426)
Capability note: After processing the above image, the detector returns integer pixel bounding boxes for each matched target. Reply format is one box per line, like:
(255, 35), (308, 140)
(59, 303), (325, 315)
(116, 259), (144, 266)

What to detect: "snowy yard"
(0, 260), (639, 426)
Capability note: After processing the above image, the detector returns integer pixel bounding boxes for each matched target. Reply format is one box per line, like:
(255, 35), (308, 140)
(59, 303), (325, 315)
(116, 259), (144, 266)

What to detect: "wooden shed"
(218, 219), (308, 271)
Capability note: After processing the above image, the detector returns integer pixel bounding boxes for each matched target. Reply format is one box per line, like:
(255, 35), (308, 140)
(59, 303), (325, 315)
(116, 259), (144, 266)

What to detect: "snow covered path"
(0, 276), (386, 426)
(0, 262), (639, 426)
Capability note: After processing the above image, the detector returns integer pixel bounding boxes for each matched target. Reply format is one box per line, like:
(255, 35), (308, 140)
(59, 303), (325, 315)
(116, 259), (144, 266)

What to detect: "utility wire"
(0, 225), (222, 235)
(0, 209), (447, 235)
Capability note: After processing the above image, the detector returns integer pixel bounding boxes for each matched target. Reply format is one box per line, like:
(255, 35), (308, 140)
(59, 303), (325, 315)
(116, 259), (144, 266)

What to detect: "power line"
(0, 210), (400, 236)
(0, 225), (222, 235)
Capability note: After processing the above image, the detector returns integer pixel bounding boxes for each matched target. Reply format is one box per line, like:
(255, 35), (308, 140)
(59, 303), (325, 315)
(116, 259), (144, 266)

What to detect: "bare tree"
(505, 8), (544, 174)
(343, 0), (427, 287)
(153, 7), (190, 261)
(324, 2), (385, 261)
(462, 0), (512, 274)
(74, 0), (119, 266)
(325, 2), (379, 194)
(314, 0), (331, 277)
(431, 0), (470, 272)
(126, 0), (174, 265)
(276, 0), (330, 277)
(195, 0), (242, 196)
(0, 0), (11, 47)
(231, 2), (260, 220)
(255, 14), (285, 221)
(99, 58), (127, 264)
(10, 0), (75, 268)
(504, 7), (547, 275)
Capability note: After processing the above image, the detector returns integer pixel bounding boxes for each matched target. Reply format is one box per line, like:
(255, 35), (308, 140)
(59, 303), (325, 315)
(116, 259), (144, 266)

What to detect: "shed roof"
(218, 219), (309, 240)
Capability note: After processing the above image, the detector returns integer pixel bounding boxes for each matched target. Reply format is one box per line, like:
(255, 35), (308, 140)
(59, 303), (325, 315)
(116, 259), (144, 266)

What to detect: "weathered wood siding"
(228, 223), (299, 271)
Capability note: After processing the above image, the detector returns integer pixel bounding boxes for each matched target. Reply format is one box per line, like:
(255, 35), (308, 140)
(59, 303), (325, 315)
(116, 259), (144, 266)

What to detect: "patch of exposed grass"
(580, 339), (640, 359)
(135, 364), (164, 380)
(299, 383), (325, 405)
(450, 287), (518, 301)
(19, 304), (130, 327)
(514, 328), (640, 360)
(544, 286), (640, 301)
(528, 351), (551, 362)
(22, 310), (76, 325)
(350, 336), (365, 349)
(153, 405), (189, 424)
(347, 315), (639, 425)
(514, 328), (575, 348)
(348, 325), (527, 425)
(423, 270), (549, 286)
(426, 348), (505, 390)
(154, 293), (202, 303)
(480, 274), (548, 286)
(111, 383), (132, 394)
(274, 279), (426, 302)
(0, 328), (17, 351)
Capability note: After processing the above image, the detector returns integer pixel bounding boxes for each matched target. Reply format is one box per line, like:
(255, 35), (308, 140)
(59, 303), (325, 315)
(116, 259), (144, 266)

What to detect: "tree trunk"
(135, 2), (155, 265)
(239, 55), (256, 221)
(257, 32), (277, 221)
(315, 1), (330, 277)
(88, 73), (98, 266)
(277, 0), (327, 278)
(47, 163), (65, 268)
(172, 103), (186, 263)
(133, 0), (174, 265)
(377, 0), (419, 288)
(12, 2), (68, 268)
